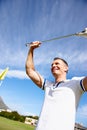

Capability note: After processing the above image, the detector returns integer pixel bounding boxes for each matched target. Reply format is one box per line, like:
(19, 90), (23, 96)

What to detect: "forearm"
(26, 47), (35, 73)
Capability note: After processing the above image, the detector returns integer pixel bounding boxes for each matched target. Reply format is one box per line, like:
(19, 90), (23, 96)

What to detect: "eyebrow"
(51, 61), (60, 66)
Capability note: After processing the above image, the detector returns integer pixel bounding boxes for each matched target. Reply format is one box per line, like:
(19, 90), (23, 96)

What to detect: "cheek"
(51, 68), (53, 73)
(61, 66), (67, 72)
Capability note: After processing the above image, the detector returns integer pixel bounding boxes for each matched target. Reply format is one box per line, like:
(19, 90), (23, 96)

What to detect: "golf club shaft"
(25, 33), (77, 46)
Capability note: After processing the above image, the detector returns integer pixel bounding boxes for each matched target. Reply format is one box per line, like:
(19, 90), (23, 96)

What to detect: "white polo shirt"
(35, 77), (85, 130)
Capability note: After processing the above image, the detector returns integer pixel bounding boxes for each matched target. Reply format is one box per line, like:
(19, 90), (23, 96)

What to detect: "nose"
(51, 63), (56, 68)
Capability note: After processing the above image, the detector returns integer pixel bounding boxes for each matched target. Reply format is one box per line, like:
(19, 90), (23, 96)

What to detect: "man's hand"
(30, 41), (41, 49)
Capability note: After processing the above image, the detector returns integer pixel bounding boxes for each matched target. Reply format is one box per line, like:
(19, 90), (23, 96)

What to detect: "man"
(25, 41), (87, 130)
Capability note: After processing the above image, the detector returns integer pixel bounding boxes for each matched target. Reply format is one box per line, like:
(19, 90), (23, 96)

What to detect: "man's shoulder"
(66, 76), (84, 82)
(71, 76), (84, 80)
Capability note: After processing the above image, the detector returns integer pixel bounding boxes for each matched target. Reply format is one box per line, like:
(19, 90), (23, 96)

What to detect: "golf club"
(25, 28), (87, 47)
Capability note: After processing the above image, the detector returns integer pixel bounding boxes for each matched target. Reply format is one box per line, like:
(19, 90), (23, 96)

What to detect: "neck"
(55, 75), (66, 83)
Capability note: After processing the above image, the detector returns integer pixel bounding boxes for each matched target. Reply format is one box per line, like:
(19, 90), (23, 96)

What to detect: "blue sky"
(0, 0), (87, 127)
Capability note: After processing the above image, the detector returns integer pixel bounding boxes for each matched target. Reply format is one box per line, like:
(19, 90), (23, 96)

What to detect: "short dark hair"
(53, 57), (68, 67)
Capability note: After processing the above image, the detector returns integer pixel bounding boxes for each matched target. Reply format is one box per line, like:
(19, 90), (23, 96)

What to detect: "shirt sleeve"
(41, 79), (53, 90)
(41, 78), (46, 90)
(72, 76), (86, 92)
(80, 79), (86, 92)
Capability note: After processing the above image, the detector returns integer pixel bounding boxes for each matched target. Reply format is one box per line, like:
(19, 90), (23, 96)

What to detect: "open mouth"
(52, 67), (59, 72)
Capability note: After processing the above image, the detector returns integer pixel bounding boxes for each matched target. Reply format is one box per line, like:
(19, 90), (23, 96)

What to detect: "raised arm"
(83, 77), (87, 91)
(25, 41), (44, 88)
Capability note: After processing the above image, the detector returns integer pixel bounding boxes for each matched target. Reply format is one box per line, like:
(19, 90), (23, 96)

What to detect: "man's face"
(51, 59), (68, 77)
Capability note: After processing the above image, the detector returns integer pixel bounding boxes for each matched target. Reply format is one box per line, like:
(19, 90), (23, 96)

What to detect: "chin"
(52, 72), (58, 76)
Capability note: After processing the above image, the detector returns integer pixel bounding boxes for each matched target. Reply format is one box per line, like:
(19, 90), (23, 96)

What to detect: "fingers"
(30, 41), (42, 48)
(33, 41), (41, 45)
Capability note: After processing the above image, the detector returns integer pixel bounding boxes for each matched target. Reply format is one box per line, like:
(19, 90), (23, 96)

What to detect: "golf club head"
(76, 28), (87, 38)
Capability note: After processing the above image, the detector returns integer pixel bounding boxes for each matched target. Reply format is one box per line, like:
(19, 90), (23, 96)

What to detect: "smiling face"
(51, 58), (68, 78)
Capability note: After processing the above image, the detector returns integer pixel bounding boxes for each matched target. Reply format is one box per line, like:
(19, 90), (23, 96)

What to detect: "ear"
(64, 66), (68, 73)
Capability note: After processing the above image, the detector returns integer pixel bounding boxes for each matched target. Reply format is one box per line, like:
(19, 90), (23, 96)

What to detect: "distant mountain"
(0, 96), (9, 110)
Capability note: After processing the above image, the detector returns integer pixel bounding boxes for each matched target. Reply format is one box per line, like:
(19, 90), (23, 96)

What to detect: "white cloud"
(0, 46), (26, 68)
(8, 69), (29, 79)
(77, 104), (87, 118)
(0, 69), (29, 79)
(68, 51), (87, 64)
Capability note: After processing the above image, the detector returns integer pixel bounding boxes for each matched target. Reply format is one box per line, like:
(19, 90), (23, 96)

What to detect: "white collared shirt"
(35, 77), (85, 130)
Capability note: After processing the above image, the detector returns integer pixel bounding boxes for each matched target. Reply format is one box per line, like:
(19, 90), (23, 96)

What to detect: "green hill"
(0, 116), (35, 130)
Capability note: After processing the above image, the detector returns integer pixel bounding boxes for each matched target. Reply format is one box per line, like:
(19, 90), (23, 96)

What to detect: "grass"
(0, 116), (35, 130)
